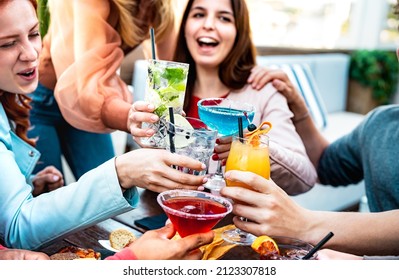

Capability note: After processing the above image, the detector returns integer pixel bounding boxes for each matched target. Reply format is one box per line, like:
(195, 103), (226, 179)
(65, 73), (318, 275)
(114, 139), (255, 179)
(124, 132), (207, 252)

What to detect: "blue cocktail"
(197, 98), (256, 191)
(198, 106), (255, 136)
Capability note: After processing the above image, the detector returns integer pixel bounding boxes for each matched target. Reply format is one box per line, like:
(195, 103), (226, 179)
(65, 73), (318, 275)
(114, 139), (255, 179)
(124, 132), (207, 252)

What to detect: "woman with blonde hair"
(28, 0), (180, 181)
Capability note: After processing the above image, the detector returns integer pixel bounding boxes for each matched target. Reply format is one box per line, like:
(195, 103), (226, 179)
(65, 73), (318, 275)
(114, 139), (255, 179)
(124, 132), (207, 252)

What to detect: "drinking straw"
(238, 117), (244, 142)
(302, 232), (334, 260)
(150, 27), (156, 60)
(168, 107), (176, 154)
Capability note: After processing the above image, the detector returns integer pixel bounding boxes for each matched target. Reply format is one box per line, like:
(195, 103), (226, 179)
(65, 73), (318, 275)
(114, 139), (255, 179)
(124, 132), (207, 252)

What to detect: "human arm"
(31, 166), (64, 196)
(220, 170), (399, 256)
(48, 0), (132, 133)
(2, 146), (206, 250)
(106, 223), (214, 260)
(248, 67), (329, 167)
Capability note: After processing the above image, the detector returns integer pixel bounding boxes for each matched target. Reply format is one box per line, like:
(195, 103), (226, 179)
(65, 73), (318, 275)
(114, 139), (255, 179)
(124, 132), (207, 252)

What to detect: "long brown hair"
(173, 0), (257, 112)
(0, 0), (38, 147)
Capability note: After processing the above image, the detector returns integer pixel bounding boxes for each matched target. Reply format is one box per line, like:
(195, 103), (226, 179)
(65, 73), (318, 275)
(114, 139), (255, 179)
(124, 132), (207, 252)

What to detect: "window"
(247, 0), (396, 50)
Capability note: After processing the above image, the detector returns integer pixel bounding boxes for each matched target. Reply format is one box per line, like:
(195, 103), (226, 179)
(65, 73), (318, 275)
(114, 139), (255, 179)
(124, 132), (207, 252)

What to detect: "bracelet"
(293, 112), (310, 124)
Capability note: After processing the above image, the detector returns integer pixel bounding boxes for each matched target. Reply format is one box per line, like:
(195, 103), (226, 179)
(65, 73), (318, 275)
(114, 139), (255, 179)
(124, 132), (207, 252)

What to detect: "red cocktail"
(157, 190), (232, 237)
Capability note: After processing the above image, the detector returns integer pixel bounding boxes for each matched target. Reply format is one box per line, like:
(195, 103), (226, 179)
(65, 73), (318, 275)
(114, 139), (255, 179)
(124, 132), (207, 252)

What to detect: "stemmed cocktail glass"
(197, 98), (255, 192)
(157, 189), (233, 237)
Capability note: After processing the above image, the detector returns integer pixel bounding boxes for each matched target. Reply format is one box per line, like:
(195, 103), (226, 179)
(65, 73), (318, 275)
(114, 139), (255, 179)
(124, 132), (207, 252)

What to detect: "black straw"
(150, 27), (156, 60)
(302, 232), (334, 260)
(238, 117), (244, 142)
(168, 107), (176, 154)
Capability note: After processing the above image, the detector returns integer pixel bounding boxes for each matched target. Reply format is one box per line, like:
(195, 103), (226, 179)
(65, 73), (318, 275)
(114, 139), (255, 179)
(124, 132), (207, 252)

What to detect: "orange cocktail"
(225, 134), (270, 189)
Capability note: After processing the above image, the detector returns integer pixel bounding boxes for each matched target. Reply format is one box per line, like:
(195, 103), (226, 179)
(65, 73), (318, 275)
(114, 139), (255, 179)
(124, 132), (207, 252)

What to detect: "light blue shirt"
(0, 103), (139, 250)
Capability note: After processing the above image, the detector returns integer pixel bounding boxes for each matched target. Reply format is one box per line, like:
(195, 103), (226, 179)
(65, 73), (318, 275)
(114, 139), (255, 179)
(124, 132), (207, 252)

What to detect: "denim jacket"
(0, 103), (138, 250)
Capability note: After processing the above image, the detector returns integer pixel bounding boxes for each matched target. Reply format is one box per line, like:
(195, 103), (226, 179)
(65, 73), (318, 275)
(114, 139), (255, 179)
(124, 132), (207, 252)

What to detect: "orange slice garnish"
(251, 235), (280, 255)
(245, 121), (272, 147)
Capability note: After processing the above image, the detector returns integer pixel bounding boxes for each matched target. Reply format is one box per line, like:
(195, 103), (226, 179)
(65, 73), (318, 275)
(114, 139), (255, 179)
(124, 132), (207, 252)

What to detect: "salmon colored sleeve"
(105, 248), (138, 260)
(48, 0), (132, 133)
(0, 244), (7, 250)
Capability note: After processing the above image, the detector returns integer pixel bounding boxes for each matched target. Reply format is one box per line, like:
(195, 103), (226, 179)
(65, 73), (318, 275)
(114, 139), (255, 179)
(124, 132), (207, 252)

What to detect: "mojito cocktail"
(141, 59), (189, 148)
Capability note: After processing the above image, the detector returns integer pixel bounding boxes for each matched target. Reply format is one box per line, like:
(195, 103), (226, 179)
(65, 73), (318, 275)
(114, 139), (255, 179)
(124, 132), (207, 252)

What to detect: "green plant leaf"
(349, 49), (398, 104)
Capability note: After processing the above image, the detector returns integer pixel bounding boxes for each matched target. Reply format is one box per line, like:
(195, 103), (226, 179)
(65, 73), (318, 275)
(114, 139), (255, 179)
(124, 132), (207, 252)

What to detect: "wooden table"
(39, 189), (256, 260)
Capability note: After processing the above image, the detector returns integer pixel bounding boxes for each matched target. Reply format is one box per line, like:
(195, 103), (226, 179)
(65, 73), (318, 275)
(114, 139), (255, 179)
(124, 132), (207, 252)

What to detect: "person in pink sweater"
(171, 0), (317, 194)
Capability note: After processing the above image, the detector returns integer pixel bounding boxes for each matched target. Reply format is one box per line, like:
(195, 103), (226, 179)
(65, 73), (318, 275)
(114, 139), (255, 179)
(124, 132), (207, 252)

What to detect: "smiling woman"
(172, 0), (317, 195)
(0, 0), (41, 147)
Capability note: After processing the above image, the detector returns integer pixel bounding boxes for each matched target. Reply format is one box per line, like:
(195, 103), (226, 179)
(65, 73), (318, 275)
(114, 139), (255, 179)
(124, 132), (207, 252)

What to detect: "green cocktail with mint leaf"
(142, 59), (189, 148)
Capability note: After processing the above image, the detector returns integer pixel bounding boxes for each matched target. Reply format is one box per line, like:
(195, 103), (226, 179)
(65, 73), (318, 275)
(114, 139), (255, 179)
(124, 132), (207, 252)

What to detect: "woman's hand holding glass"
(220, 170), (310, 240)
(115, 148), (208, 193)
(212, 136), (232, 164)
(220, 134), (270, 245)
(127, 101), (159, 146)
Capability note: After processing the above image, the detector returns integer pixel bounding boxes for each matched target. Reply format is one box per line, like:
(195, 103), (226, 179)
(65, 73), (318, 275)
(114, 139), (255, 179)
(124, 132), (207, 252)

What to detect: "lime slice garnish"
(166, 114), (195, 148)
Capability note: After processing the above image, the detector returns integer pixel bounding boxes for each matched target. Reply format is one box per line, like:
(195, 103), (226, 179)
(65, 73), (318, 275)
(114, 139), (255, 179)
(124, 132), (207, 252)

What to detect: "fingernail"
(148, 104), (155, 110)
(201, 163), (207, 170)
(216, 139), (220, 144)
(151, 115), (158, 121)
(202, 177), (208, 183)
(52, 175), (59, 181)
(197, 186), (205, 191)
(212, 154), (219, 161)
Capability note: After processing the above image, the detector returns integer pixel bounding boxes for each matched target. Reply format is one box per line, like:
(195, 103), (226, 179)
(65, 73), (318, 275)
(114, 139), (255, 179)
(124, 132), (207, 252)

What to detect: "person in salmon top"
(28, 0), (182, 181)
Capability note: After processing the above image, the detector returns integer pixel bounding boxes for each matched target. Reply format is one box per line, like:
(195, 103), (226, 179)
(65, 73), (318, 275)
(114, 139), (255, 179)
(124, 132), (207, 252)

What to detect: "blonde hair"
(113, 0), (175, 47)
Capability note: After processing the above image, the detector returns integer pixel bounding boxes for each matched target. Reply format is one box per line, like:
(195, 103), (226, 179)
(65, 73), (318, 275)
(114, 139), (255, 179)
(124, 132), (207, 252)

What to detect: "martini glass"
(157, 189), (232, 237)
(197, 98), (255, 192)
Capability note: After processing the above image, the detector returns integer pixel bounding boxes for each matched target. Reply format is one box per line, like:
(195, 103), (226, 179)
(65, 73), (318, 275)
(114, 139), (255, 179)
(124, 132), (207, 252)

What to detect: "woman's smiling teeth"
(18, 69), (35, 77)
(198, 37), (219, 47)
